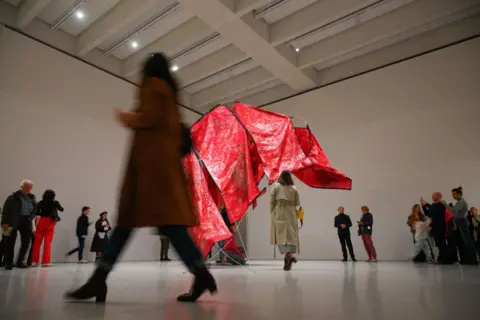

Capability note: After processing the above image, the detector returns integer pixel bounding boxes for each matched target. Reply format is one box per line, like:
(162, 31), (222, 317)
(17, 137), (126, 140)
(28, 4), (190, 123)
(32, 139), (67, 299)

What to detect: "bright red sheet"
(191, 105), (262, 223)
(232, 102), (312, 184)
(293, 127), (352, 190)
(182, 152), (231, 258)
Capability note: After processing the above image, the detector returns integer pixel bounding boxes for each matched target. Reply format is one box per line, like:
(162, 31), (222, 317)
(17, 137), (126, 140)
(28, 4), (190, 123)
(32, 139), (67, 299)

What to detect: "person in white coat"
(270, 170), (301, 270)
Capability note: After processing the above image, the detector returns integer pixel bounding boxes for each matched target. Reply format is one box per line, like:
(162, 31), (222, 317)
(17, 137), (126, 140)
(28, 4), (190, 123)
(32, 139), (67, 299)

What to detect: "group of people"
(0, 183), (113, 269)
(408, 187), (478, 265)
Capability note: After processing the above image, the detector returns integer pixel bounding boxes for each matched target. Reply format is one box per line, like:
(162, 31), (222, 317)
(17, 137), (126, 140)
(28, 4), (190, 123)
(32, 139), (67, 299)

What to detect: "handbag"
(296, 207), (304, 228)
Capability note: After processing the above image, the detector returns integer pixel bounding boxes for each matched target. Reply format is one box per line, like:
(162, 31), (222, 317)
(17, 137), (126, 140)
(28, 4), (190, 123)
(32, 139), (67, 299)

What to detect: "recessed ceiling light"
(131, 41), (139, 49)
(171, 65), (179, 72)
(295, 47), (300, 52)
(75, 10), (85, 20)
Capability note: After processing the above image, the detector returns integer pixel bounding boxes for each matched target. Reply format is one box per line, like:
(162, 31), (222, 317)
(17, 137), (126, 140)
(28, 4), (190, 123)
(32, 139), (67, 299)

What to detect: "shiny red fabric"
(293, 128), (352, 190)
(232, 102), (311, 184)
(182, 152), (231, 258)
(191, 105), (262, 223)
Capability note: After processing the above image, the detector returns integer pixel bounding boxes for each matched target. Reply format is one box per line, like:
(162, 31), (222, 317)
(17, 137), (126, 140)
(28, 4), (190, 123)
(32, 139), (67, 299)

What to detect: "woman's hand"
(114, 107), (130, 126)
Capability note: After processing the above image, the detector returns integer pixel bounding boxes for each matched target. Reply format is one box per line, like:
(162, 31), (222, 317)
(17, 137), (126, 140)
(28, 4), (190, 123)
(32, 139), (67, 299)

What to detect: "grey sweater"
(447, 198), (469, 224)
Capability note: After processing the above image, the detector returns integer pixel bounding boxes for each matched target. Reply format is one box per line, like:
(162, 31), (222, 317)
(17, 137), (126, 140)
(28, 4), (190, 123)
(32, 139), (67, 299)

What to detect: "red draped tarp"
(182, 152), (231, 257)
(191, 105), (262, 223)
(185, 102), (352, 253)
(232, 102), (311, 184)
(294, 127), (352, 190)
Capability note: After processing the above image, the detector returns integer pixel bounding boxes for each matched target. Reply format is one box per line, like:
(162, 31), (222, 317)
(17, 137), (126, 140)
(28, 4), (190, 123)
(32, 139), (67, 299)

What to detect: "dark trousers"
(4, 216), (32, 266)
(66, 237), (86, 261)
(338, 234), (355, 260)
(27, 233), (35, 265)
(98, 225), (203, 275)
(160, 238), (170, 259)
(455, 225), (478, 265)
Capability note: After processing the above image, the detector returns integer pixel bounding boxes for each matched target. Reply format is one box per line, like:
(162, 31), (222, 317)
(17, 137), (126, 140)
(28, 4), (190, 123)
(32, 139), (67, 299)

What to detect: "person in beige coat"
(271, 170), (301, 270)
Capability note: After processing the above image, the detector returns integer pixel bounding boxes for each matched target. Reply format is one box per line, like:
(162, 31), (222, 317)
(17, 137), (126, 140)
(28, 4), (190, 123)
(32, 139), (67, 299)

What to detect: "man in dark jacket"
(334, 206), (356, 262)
(65, 206), (91, 263)
(1, 180), (36, 270)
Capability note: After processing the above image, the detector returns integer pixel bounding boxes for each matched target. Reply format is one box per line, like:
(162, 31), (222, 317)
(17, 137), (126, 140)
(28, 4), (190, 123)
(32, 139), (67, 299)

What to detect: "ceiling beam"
(176, 44), (247, 87)
(269, 0), (378, 46)
(191, 66), (275, 108)
(122, 17), (211, 78)
(298, 0), (480, 69)
(177, 0), (317, 91)
(232, 0), (272, 16)
(76, 0), (159, 56)
(16, 0), (52, 29)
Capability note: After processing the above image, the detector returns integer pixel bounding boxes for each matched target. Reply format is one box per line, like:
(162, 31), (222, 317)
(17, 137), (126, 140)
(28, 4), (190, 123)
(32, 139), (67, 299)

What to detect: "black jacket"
(36, 200), (64, 222)
(76, 214), (90, 237)
(358, 212), (373, 235)
(334, 213), (352, 236)
(422, 203), (446, 239)
(1, 191), (37, 227)
(220, 208), (232, 229)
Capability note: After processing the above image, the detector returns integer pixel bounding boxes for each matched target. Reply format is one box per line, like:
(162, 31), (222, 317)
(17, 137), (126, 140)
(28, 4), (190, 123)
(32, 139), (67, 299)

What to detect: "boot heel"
(208, 283), (218, 295)
(95, 284), (107, 303)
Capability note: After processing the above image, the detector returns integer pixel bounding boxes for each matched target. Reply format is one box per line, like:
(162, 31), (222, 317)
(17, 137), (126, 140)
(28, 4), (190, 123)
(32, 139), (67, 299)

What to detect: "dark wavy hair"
(278, 170), (294, 186)
(42, 189), (56, 201)
(451, 186), (463, 196)
(142, 53), (178, 93)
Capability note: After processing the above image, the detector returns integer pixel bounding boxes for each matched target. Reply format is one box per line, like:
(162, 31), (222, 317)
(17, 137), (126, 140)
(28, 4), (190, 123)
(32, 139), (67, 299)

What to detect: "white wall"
(247, 37), (480, 261)
(0, 26), (200, 263)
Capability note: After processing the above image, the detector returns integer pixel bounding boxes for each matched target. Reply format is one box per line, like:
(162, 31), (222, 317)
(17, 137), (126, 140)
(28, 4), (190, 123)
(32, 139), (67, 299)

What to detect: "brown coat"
(116, 78), (197, 228)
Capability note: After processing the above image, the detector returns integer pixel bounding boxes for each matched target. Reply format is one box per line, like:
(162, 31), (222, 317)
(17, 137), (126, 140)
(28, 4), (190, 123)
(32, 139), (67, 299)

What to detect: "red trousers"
(31, 217), (55, 264)
(361, 234), (377, 260)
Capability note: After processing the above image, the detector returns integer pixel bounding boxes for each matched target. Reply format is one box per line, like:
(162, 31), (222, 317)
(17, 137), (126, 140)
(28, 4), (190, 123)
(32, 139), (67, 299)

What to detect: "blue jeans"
(99, 225), (204, 274)
(66, 237), (85, 260)
(412, 238), (432, 261)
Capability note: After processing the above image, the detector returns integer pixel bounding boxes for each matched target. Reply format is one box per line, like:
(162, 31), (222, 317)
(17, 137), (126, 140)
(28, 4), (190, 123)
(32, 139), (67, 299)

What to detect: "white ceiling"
(1, 0), (479, 112)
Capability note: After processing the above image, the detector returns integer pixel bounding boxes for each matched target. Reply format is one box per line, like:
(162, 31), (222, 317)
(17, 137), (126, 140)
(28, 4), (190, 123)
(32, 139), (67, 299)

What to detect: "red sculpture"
(184, 102), (351, 257)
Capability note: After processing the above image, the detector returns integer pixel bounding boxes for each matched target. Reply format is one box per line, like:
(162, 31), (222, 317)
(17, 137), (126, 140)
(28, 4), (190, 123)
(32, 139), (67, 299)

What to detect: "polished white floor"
(0, 260), (478, 319)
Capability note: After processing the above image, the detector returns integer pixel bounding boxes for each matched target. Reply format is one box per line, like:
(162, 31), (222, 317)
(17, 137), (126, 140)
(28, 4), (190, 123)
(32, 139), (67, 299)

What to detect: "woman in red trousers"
(357, 205), (377, 262)
(31, 190), (64, 267)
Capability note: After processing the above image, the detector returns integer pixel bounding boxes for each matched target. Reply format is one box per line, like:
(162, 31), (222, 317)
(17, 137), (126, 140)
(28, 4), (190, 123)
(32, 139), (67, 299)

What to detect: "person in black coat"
(421, 193), (456, 264)
(65, 206), (91, 263)
(90, 212), (111, 262)
(334, 206), (356, 261)
(1, 180), (36, 270)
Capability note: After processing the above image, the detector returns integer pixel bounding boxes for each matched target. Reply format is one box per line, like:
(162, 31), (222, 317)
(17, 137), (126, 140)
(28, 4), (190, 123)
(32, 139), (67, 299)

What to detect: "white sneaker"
(30, 263), (39, 267)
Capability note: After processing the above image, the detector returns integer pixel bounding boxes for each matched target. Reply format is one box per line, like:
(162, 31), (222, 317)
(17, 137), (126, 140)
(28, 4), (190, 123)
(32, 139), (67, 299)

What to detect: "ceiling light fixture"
(75, 10), (85, 20)
(51, 0), (90, 32)
(295, 48), (300, 52)
(131, 41), (139, 49)
(171, 65), (179, 72)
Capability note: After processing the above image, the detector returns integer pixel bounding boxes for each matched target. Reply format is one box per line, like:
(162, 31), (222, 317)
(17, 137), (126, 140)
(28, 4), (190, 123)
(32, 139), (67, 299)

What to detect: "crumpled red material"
(186, 102), (351, 253)
(182, 152), (231, 257)
(293, 127), (352, 190)
(191, 105), (262, 223)
(232, 102), (312, 184)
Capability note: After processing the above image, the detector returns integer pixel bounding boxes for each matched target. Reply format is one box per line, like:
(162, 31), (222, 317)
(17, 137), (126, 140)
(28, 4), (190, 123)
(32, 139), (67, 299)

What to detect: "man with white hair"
(1, 180), (37, 270)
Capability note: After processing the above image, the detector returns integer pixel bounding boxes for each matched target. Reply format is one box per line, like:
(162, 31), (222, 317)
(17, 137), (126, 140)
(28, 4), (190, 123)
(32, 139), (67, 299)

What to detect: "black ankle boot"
(177, 268), (217, 303)
(65, 267), (108, 303)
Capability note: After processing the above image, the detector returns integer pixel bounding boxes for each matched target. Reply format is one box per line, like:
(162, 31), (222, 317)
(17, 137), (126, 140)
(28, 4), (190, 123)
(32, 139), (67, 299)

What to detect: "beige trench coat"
(270, 183), (300, 250)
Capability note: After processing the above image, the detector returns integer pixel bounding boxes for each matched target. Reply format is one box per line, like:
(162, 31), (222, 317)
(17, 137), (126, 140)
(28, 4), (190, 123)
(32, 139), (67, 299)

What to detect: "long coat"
(117, 78), (197, 228)
(270, 183), (300, 249)
(90, 219), (111, 252)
